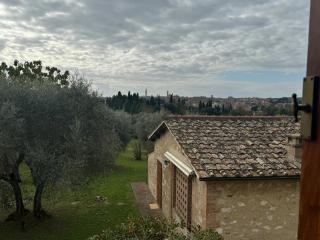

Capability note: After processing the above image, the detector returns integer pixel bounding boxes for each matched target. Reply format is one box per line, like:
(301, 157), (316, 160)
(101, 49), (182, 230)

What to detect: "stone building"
(148, 116), (301, 240)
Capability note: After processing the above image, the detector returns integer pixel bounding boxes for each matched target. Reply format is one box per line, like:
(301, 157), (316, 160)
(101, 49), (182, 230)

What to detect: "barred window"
(174, 167), (191, 227)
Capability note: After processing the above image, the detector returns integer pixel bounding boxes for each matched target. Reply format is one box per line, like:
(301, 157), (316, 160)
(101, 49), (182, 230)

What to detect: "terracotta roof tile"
(164, 116), (300, 179)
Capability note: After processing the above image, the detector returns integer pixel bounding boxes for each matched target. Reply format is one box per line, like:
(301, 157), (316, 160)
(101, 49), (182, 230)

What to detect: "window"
(174, 166), (192, 227)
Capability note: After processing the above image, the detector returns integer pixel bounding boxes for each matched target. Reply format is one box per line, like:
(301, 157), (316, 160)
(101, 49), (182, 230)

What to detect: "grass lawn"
(0, 140), (148, 240)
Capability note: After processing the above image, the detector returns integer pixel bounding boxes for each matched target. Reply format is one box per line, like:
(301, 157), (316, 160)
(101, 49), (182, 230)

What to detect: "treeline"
(105, 92), (186, 115)
(106, 92), (292, 116)
(106, 91), (161, 113)
(198, 100), (233, 115)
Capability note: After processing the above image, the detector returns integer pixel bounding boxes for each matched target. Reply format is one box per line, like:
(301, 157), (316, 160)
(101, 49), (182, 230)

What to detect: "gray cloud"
(0, 0), (310, 97)
(0, 39), (5, 52)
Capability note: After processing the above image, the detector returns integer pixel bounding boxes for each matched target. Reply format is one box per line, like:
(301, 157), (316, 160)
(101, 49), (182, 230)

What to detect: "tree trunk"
(6, 179), (28, 221)
(2, 153), (28, 221)
(33, 182), (46, 219)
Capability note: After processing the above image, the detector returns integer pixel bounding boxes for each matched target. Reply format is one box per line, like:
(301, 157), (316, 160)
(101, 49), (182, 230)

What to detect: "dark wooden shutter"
(175, 168), (192, 228)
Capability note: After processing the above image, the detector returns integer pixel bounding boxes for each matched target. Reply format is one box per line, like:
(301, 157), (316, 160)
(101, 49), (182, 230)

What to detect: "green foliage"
(191, 226), (223, 240)
(0, 181), (14, 209)
(198, 101), (233, 116)
(0, 60), (131, 219)
(106, 90), (291, 116)
(10, 76), (122, 188)
(105, 109), (134, 147)
(88, 217), (222, 240)
(133, 141), (142, 161)
(259, 104), (291, 116)
(0, 101), (25, 180)
(0, 101), (27, 218)
(0, 60), (69, 86)
(106, 91), (145, 114)
(0, 140), (147, 240)
(133, 112), (165, 152)
(106, 91), (187, 115)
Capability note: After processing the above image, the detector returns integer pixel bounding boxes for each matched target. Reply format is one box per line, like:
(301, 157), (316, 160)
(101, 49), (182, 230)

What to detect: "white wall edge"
(164, 151), (194, 176)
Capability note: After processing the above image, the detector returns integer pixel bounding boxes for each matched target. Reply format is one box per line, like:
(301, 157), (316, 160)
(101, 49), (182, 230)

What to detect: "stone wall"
(206, 179), (300, 240)
(148, 131), (182, 219)
(147, 152), (157, 198)
(148, 131), (299, 240)
(148, 130), (207, 227)
(191, 177), (207, 228)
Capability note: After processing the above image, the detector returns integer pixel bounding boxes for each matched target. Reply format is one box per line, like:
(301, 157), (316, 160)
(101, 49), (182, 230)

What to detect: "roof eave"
(198, 175), (300, 181)
(148, 121), (168, 142)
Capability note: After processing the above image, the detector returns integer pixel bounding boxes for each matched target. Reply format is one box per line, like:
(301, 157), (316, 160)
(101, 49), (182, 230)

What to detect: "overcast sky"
(0, 0), (310, 97)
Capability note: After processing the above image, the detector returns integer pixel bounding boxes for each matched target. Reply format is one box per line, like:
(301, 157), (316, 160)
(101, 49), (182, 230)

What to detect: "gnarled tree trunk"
(33, 182), (47, 219)
(2, 153), (29, 221)
(7, 179), (27, 220)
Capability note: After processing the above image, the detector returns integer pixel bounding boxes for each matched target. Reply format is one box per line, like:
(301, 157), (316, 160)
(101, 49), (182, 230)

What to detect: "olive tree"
(22, 83), (69, 218)
(0, 73), (70, 219)
(23, 79), (122, 218)
(105, 108), (133, 147)
(0, 60), (124, 220)
(133, 112), (166, 152)
(0, 60), (69, 85)
(0, 102), (28, 220)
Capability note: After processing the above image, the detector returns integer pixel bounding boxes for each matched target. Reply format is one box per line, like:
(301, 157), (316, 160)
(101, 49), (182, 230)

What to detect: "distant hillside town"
(104, 90), (293, 116)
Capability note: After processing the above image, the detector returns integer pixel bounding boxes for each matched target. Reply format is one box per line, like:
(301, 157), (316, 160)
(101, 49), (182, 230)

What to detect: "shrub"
(191, 226), (223, 240)
(133, 141), (142, 161)
(88, 217), (222, 240)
